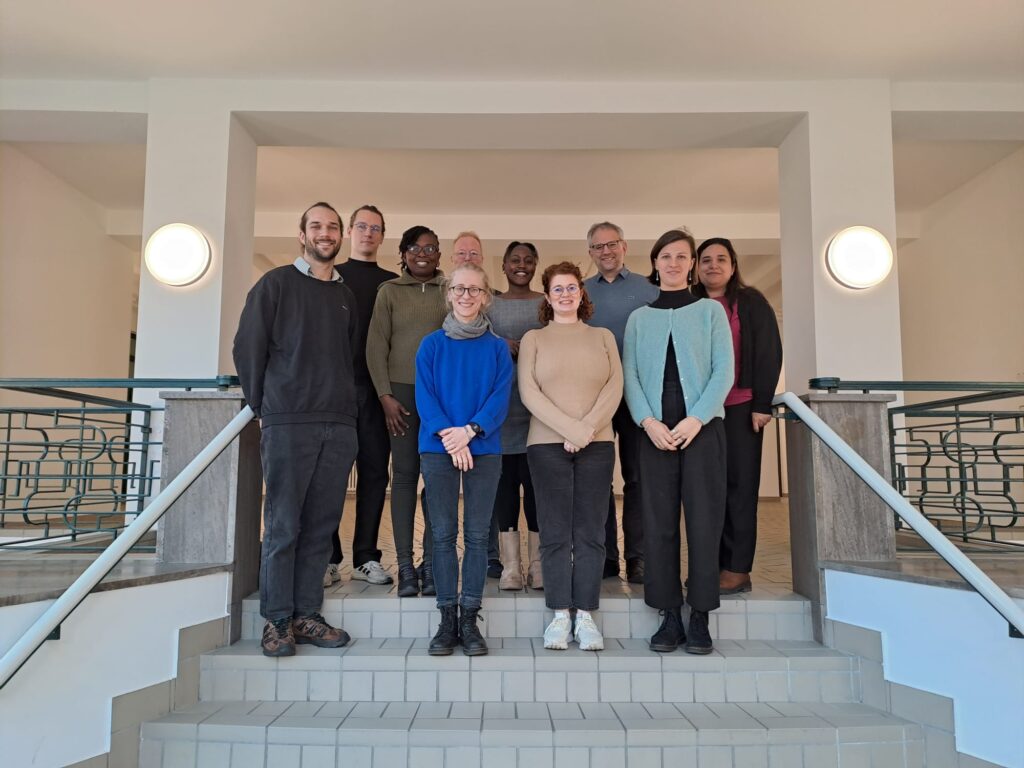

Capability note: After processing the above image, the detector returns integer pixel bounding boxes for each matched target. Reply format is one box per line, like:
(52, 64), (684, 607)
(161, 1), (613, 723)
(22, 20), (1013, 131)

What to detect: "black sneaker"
(626, 557), (645, 584)
(459, 606), (488, 656)
(487, 559), (503, 579)
(649, 607), (685, 652)
(419, 562), (436, 596)
(397, 563), (419, 597)
(428, 605), (460, 656)
(602, 559), (620, 579)
(685, 609), (713, 655)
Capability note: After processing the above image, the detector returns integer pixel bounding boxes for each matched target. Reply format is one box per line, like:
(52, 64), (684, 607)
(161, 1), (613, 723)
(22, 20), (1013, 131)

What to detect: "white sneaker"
(351, 560), (394, 585)
(323, 563), (341, 588)
(543, 613), (572, 650)
(574, 612), (604, 651)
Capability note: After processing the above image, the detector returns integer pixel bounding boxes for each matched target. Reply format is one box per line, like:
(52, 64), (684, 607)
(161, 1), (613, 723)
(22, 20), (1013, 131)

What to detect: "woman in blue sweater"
(623, 229), (733, 655)
(416, 263), (513, 656)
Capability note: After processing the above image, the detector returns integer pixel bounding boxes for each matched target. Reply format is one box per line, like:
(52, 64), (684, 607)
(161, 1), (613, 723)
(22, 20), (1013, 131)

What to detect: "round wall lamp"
(144, 223), (212, 286)
(825, 226), (893, 290)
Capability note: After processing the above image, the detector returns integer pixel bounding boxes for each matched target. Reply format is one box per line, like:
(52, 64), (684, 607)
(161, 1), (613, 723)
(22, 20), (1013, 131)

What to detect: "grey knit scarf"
(442, 312), (492, 340)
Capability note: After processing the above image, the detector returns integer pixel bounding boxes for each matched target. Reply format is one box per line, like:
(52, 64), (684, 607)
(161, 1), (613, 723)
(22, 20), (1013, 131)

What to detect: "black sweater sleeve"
(232, 277), (275, 417)
(740, 289), (783, 414)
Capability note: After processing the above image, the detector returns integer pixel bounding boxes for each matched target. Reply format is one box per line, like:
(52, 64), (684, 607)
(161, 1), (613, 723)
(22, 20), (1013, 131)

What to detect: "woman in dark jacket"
(693, 237), (783, 595)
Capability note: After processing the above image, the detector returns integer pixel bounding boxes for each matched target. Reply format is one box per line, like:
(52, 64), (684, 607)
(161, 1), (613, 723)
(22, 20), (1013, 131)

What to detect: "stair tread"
(144, 699), (920, 745)
(204, 637), (853, 670)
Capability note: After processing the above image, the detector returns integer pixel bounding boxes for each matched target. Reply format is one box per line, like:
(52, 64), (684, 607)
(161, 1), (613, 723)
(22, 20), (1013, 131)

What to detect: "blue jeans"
(420, 452), (502, 610)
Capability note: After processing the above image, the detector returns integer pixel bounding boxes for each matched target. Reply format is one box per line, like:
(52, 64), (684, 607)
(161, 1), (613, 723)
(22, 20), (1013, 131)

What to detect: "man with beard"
(233, 201), (359, 657)
(322, 205), (397, 588)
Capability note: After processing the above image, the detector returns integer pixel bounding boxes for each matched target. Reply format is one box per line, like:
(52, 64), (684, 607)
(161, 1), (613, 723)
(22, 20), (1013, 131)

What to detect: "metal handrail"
(775, 391), (1024, 638)
(0, 405), (255, 689)
(809, 378), (1024, 393)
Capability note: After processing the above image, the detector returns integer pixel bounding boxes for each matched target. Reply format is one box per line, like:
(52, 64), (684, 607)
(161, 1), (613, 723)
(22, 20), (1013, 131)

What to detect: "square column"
(134, 83), (257, 379)
(779, 82), (904, 391)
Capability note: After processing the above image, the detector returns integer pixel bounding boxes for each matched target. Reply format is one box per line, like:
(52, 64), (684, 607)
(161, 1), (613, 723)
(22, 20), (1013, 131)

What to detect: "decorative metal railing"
(810, 379), (1024, 550)
(0, 378), (237, 551)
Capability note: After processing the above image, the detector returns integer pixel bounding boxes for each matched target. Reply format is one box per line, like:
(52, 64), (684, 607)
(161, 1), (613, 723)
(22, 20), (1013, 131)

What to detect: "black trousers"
(528, 442), (614, 611)
(604, 399), (644, 564)
(331, 383), (392, 567)
(388, 382), (433, 568)
(639, 381), (726, 613)
(719, 401), (766, 573)
(493, 453), (539, 532)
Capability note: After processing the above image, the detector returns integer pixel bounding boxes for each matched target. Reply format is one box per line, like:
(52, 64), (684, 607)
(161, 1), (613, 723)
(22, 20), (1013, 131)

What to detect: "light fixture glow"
(144, 223), (211, 286)
(825, 226), (893, 290)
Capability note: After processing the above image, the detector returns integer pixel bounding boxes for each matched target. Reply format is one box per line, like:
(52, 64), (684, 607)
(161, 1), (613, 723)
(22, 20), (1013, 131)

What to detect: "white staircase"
(139, 583), (925, 767)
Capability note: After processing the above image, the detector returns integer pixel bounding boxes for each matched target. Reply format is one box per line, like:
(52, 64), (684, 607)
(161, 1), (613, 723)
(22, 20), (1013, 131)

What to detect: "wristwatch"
(467, 422), (484, 437)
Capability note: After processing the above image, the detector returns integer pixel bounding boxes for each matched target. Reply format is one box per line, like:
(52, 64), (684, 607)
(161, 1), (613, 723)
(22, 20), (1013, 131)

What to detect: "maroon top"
(714, 296), (753, 407)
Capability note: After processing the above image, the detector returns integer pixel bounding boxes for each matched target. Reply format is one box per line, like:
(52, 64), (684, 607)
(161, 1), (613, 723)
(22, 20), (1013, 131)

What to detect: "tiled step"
(240, 584), (814, 642)
(200, 638), (860, 704)
(140, 699), (924, 768)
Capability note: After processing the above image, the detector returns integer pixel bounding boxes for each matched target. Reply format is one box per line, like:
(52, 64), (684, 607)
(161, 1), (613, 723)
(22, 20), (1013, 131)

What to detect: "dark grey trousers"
(388, 382), (433, 568)
(259, 421), (357, 621)
(528, 441), (615, 611)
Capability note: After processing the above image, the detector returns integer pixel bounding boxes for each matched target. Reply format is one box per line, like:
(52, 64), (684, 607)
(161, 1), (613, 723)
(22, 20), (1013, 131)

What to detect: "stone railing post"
(157, 391), (262, 643)
(785, 393), (897, 641)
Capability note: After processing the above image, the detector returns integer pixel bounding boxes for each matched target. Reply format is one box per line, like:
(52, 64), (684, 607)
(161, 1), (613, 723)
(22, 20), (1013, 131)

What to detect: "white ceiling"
(2, 0), (1022, 82)
(11, 141), (1022, 218)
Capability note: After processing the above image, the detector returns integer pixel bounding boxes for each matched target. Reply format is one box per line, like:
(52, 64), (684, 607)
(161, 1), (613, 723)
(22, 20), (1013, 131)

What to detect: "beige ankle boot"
(527, 531), (543, 589)
(498, 531), (524, 590)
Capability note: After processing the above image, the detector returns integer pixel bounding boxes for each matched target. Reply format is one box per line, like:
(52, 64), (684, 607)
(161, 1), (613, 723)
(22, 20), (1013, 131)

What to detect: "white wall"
(0, 573), (230, 768)
(825, 569), (1024, 767)
(0, 143), (135, 382)
(899, 147), (1024, 382)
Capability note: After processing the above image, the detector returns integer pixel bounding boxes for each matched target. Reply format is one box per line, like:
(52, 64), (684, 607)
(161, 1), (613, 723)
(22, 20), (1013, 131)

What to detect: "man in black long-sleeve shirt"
(233, 201), (359, 657)
(323, 204), (398, 588)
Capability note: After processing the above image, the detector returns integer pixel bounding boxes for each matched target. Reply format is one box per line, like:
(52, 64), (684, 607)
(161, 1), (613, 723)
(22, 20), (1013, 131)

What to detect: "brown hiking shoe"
(293, 612), (351, 648)
(261, 617), (296, 657)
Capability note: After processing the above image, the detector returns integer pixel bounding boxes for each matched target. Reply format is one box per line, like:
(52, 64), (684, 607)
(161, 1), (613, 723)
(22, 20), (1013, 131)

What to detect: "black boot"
(397, 563), (419, 598)
(649, 607), (686, 652)
(419, 562), (436, 596)
(428, 605), (460, 656)
(685, 609), (713, 655)
(459, 606), (488, 656)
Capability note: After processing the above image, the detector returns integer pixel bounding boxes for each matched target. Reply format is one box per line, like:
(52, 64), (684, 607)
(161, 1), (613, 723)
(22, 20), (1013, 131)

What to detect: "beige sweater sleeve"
(580, 328), (623, 433)
(518, 328), (602, 448)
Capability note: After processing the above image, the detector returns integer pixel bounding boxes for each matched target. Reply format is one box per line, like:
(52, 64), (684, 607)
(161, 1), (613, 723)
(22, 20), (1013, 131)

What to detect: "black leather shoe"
(459, 606), (488, 656)
(626, 557), (645, 584)
(397, 563), (419, 598)
(419, 563), (436, 596)
(602, 559), (619, 579)
(487, 559), (503, 579)
(428, 605), (460, 656)
(685, 609), (713, 655)
(649, 607), (686, 652)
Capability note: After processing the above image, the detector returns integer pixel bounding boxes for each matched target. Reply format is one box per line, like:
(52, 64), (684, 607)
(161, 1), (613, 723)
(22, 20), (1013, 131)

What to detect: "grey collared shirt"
(293, 256), (342, 282)
(583, 267), (660, 356)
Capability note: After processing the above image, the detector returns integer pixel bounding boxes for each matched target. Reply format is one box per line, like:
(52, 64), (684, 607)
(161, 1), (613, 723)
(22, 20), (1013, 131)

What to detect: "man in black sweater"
(323, 205), (398, 588)
(233, 201), (359, 658)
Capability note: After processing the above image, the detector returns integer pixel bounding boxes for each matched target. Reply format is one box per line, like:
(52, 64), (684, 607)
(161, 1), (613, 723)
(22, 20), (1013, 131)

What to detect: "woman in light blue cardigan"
(622, 228), (733, 655)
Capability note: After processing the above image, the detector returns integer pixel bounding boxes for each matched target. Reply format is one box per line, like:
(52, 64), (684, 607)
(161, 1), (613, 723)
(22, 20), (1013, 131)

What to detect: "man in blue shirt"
(582, 222), (659, 584)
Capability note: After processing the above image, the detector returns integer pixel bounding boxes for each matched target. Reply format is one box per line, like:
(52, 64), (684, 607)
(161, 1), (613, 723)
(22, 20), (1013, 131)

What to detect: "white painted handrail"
(0, 405), (255, 689)
(775, 391), (1024, 637)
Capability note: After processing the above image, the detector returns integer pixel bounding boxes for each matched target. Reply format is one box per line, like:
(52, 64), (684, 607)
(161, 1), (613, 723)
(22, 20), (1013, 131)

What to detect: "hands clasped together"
(439, 425), (477, 471)
(642, 415), (703, 451)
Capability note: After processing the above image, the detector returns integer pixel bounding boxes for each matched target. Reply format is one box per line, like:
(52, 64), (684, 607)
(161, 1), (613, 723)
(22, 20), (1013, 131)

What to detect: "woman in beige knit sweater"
(518, 262), (623, 651)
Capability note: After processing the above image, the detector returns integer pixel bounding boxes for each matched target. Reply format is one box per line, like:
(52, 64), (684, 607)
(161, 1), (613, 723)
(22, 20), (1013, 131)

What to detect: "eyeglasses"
(589, 239), (623, 253)
(353, 222), (383, 235)
(450, 285), (485, 298)
(406, 244), (439, 256)
(549, 284), (580, 297)
(455, 250), (481, 262)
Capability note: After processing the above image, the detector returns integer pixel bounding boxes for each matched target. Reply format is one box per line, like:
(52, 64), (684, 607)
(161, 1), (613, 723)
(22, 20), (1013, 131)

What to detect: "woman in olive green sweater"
(366, 225), (448, 597)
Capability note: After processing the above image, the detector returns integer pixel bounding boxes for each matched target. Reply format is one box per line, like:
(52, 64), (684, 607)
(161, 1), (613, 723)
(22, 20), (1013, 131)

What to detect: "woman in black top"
(693, 237), (782, 595)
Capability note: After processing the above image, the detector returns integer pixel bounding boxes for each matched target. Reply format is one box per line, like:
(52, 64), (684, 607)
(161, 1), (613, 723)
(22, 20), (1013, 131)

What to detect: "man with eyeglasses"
(582, 221), (659, 584)
(325, 205), (398, 588)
